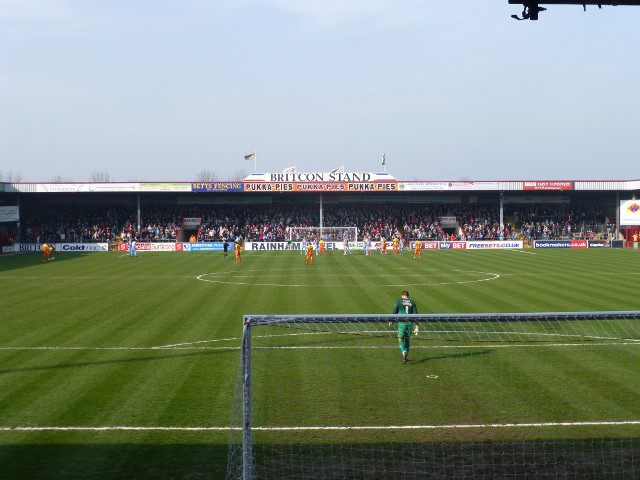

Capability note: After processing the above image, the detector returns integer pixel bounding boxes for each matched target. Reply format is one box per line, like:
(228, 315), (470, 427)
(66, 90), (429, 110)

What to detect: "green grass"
(1, 249), (639, 479)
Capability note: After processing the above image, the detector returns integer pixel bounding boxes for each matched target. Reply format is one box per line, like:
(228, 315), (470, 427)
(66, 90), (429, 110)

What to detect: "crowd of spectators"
(507, 205), (615, 242)
(21, 206), (129, 244)
(18, 203), (615, 244)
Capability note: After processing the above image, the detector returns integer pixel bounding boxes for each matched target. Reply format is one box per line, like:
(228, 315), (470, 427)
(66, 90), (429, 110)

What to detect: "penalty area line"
(3, 420), (639, 432)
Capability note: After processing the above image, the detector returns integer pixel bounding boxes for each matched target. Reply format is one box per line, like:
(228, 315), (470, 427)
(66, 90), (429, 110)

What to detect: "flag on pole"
(244, 152), (256, 161)
(330, 166), (344, 174)
(283, 166), (297, 174)
(382, 153), (386, 166)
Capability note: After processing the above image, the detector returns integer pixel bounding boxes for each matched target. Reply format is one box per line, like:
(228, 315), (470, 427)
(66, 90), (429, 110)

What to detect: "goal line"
(4, 420), (640, 433)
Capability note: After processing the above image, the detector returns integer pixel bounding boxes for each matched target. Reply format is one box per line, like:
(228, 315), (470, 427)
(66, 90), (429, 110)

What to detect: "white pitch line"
(0, 346), (239, 351)
(153, 338), (241, 348)
(0, 426), (233, 432)
(2, 420), (639, 432)
(196, 270), (500, 288)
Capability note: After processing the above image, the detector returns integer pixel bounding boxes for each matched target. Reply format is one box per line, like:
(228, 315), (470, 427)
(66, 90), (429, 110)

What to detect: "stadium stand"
(15, 203), (614, 246)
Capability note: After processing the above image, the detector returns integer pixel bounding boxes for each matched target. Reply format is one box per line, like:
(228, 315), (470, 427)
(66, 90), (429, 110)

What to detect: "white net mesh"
(288, 227), (358, 243)
(228, 312), (640, 479)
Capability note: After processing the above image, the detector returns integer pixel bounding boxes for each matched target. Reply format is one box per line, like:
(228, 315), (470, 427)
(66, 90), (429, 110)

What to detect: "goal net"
(288, 226), (358, 243)
(227, 312), (640, 479)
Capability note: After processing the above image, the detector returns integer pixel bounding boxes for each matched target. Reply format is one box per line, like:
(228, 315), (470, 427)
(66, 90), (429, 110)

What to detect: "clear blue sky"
(1, 0), (639, 182)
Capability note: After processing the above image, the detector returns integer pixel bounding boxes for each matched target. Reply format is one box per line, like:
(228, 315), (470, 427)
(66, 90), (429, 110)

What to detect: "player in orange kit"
(318, 238), (326, 255)
(414, 240), (422, 259)
(234, 241), (241, 263)
(306, 243), (314, 265)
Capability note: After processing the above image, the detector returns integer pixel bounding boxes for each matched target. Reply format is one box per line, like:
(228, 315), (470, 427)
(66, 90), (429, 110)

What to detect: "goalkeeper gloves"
(413, 325), (419, 336)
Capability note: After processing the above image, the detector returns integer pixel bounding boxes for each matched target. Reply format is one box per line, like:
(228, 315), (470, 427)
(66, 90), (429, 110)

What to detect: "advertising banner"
(191, 182), (244, 192)
(58, 243), (109, 251)
(533, 240), (588, 249)
(35, 183), (140, 193)
(398, 181), (499, 191)
(439, 216), (458, 227)
(467, 241), (523, 249)
(118, 243), (180, 252)
(243, 182), (397, 193)
(439, 241), (467, 250)
(16, 243), (42, 252)
(523, 181), (573, 191)
(16, 243), (109, 252)
(409, 241), (438, 249)
(182, 242), (225, 251)
(533, 241), (569, 249)
(182, 218), (202, 227)
(587, 240), (610, 248)
(0, 206), (19, 222)
(246, 241), (341, 251)
(620, 199), (640, 226)
(139, 183), (191, 192)
(244, 182), (296, 192)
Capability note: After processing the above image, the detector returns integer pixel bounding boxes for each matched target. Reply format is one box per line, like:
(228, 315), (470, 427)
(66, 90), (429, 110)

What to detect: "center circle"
(196, 269), (499, 287)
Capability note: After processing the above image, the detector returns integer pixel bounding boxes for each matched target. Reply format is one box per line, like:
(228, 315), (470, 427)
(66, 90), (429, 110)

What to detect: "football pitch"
(1, 248), (639, 479)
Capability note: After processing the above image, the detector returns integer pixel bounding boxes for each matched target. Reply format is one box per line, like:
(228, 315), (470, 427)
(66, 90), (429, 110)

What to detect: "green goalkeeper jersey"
(393, 298), (418, 337)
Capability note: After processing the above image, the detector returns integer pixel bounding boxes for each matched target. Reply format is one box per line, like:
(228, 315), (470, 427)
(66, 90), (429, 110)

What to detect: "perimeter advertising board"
(15, 243), (109, 252)
(118, 243), (182, 252)
(246, 242), (341, 251)
(467, 241), (523, 249)
(182, 243), (225, 251)
(533, 240), (588, 249)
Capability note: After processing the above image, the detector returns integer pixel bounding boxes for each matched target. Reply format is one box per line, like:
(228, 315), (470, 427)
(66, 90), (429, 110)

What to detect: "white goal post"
(227, 311), (640, 480)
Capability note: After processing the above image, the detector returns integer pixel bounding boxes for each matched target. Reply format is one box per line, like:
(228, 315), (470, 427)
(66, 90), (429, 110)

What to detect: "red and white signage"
(523, 181), (573, 191)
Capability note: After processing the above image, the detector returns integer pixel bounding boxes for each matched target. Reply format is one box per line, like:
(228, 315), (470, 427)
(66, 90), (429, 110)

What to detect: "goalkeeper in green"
(391, 290), (419, 364)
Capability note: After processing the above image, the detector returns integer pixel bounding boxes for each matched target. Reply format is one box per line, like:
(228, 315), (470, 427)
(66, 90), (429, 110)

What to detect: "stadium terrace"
(2, 174), (640, 251)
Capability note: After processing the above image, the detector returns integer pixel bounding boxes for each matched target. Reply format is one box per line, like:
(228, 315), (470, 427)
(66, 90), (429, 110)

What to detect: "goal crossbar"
(244, 310), (640, 327)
